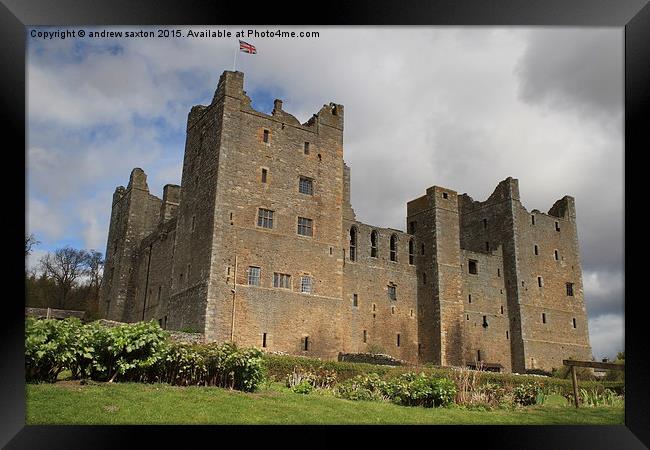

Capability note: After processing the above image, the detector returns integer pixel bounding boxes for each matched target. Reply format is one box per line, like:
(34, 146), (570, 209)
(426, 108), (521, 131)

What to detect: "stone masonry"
(99, 70), (593, 373)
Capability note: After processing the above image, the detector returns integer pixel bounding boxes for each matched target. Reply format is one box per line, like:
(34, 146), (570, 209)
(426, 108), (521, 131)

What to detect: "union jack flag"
(239, 40), (257, 54)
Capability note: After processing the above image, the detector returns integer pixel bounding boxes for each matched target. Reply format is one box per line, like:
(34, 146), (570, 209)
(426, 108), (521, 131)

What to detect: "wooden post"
(571, 365), (579, 408)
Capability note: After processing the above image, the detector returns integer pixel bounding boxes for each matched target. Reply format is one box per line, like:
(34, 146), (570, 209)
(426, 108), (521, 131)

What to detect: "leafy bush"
(513, 381), (542, 406)
(25, 318), (266, 392)
(25, 317), (84, 382)
(292, 380), (315, 394)
(335, 374), (386, 402)
(388, 373), (456, 408)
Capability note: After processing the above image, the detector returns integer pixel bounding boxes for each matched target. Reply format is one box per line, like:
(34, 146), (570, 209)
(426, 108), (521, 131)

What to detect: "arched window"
(370, 230), (378, 258)
(350, 226), (357, 261)
(408, 239), (414, 265)
(390, 234), (397, 262)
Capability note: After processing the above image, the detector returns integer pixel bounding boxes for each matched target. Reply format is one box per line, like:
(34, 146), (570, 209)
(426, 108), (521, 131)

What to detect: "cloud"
(588, 314), (624, 361)
(583, 269), (624, 318)
(515, 28), (623, 122)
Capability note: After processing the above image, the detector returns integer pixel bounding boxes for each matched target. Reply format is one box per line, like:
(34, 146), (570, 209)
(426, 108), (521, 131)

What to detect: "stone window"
(410, 309), (414, 317)
(299, 176), (313, 195)
(555, 221), (560, 231)
(409, 239), (414, 265)
(477, 350), (482, 362)
(349, 226), (357, 261)
(573, 318), (577, 328)
(497, 268), (501, 277)
(263, 129), (269, 143)
(257, 208), (274, 228)
(298, 217), (313, 237)
(397, 333), (401, 347)
(442, 192), (448, 199)
(554, 250), (559, 261)
(391, 306), (395, 315)
(363, 330), (367, 343)
(273, 272), (291, 289)
(566, 282), (574, 296)
(500, 305), (504, 314)
(372, 303), (376, 312)
(261, 168), (267, 183)
(482, 316), (488, 328)
(353, 293), (358, 307)
(300, 276), (313, 294)
(248, 267), (261, 286)
(468, 294), (472, 304)
(303, 336), (309, 351)
(423, 272), (427, 285)
(468, 259), (478, 275)
(485, 241), (490, 251)
(534, 244), (539, 255)
(506, 331), (509, 339)
(304, 142), (310, 155)
(538, 276), (543, 287)
(370, 230), (378, 258)
(483, 218), (487, 229)
(531, 214), (535, 225)
(542, 312), (547, 324)
(409, 221), (417, 233)
(262, 333), (267, 348)
(388, 283), (397, 300)
(421, 243), (425, 255)
(466, 314), (469, 320)
(390, 234), (398, 262)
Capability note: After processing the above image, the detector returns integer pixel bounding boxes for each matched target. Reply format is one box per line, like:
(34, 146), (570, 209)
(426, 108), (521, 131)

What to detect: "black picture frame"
(3, 0), (647, 447)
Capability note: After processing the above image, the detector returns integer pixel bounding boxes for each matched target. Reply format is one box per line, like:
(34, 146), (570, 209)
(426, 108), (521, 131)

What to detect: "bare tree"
(39, 247), (89, 309)
(85, 250), (104, 317)
(25, 233), (40, 256)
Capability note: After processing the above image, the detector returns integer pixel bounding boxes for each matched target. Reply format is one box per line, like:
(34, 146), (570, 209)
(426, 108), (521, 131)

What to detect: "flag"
(239, 40), (257, 54)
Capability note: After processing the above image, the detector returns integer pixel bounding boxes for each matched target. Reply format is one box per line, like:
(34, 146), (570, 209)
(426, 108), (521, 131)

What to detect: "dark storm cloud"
(516, 29), (623, 119)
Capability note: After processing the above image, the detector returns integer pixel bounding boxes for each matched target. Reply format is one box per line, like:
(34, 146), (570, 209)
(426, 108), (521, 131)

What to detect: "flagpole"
(233, 43), (238, 72)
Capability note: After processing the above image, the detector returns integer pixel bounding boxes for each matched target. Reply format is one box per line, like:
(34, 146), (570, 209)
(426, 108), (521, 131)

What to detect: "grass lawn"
(26, 381), (624, 425)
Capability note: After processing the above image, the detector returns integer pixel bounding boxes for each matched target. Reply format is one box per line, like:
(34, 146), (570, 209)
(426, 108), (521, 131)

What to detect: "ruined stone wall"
(407, 186), (465, 366)
(100, 169), (162, 322)
(460, 247), (511, 372)
(343, 220), (419, 363)
(130, 217), (177, 325)
(202, 72), (347, 360)
(513, 199), (592, 371)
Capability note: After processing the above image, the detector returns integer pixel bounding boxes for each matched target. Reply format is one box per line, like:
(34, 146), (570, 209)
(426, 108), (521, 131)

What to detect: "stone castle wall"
(98, 70), (593, 372)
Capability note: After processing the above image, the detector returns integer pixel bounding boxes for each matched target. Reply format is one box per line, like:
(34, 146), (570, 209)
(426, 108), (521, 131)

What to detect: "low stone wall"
(338, 352), (406, 366)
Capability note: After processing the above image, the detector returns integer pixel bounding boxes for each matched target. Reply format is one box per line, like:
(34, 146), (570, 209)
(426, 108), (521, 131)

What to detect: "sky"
(26, 26), (624, 360)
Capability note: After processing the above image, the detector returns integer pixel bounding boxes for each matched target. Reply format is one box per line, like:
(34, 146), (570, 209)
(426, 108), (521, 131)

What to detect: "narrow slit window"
(468, 260), (478, 274)
(542, 313), (547, 324)
(500, 305), (504, 314)
(572, 318), (577, 328)
(555, 250), (559, 261)
(421, 244), (425, 255)
(262, 333), (267, 348)
(566, 282), (575, 296)
(483, 218), (487, 229)
(531, 214), (535, 225)
(303, 336), (309, 351)
(534, 245), (539, 255)
(261, 168), (267, 183)
(485, 241), (490, 251)
(349, 227), (357, 261)
(352, 293), (358, 307)
(468, 294), (472, 304)
(390, 234), (398, 262)
(388, 284), (397, 301)
(304, 142), (310, 155)
(506, 331), (509, 339)
(555, 221), (560, 231)
(497, 268), (501, 277)
(477, 350), (482, 362)
(363, 330), (367, 343)
(263, 129), (269, 143)
(482, 315), (488, 328)
(408, 239), (414, 265)
(538, 276), (543, 287)
(396, 334), (401, 347)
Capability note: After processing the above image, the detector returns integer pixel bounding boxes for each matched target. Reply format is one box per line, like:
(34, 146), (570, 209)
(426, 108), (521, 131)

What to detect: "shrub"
(292, 380), (315, 394)
(388, 373), (456, 408)
(513, 381), (542, 406)
(25, 317), (83, 382)
(335, 373), (387, 402)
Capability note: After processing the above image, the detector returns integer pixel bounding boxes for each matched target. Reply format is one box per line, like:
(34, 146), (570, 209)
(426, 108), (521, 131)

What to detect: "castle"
(99, 70), (592, 373)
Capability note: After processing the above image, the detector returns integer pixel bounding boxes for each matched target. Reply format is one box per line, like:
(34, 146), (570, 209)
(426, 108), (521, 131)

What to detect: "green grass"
(26, 381), (624, 425)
